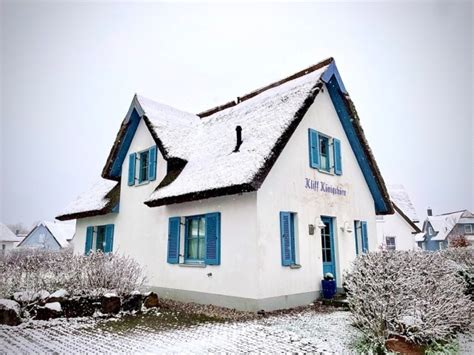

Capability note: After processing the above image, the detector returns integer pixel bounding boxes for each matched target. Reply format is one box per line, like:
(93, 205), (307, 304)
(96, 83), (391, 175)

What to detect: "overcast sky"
(1, 1), (472, 226)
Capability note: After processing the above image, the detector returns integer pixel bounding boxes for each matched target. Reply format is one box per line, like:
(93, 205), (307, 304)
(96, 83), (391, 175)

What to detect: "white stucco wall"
(256, 87), (378, 298)
(376, 211), (416, 250)
(74, 119), (260, 300)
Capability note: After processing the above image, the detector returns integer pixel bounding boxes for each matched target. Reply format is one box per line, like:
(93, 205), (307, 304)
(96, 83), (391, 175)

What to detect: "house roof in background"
(61, 57), (394, 218)
(0, 222), (22, 242)
(426, 210), (465, 241)
(387, 184), (419, 222)
(43, 221), (75, 247)
(19, 221), (76, 248)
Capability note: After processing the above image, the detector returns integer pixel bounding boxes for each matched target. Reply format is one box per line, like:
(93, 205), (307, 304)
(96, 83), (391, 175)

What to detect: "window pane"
(186, 217), (206, 261)
(325, 234), (331, 248)
(96, 227), (105, 251)
(199, 217), (206, 237)
(139, 151), (149, 182)
(187, 238), (198, 259)
(320, 137), (327, 155)
(191, 219), (199, 237)
(325, 249), (332, 262)
(198, 237), (206, 260)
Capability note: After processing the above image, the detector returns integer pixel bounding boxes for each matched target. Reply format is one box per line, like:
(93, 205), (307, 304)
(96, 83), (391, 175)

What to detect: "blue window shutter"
(361, 221), (369, 253)
(280, 212), (292, 266)
(167, 217), (181, 264)
(148, 146), (157, 181)
(128, 153), (136, 186)
(85, 226), (94, 255)
(333, 138), (342, 175)
(104, 224), (114, 253)
(354, 221), (359, 256)
(205, 213), (221, 265)
(308, 129), (320, 169)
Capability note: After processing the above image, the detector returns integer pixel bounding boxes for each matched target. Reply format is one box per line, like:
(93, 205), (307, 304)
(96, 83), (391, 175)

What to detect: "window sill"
(289, 264), (302, 269)
(135, 180), (150, 187)
(317, 168), (334, 176)
(179, 262), (206, 268)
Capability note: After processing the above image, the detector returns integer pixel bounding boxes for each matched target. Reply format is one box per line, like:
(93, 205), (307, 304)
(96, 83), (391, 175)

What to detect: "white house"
(376, 185), (421, 250)
(0, 223), (24, 254)
(18, 221), (75, 250)
(57, 58), (393, 311)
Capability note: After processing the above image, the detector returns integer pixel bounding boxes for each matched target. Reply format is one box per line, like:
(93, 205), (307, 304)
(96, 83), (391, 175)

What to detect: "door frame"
(321, 216), (337, 282)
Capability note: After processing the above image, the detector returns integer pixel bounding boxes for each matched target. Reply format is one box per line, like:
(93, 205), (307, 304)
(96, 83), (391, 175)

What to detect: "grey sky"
(1, 1), (473, 226)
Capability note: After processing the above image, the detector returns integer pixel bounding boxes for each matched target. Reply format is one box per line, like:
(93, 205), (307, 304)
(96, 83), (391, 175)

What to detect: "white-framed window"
(138, 149), (150, 184)
(308, 129), (342, 175)
(428, 226), (433, 235)
(127, 146), (157, 186)
(385, 236), (396, 251)
(464, 224), (473, 234)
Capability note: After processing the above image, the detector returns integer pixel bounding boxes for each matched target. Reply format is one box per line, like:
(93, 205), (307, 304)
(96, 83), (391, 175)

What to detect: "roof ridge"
(435, 209), (466, 216)
(197, 57), (334, 118)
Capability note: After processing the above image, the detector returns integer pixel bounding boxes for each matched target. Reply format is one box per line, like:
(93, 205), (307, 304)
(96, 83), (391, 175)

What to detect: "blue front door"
(321, 216), (336, 281)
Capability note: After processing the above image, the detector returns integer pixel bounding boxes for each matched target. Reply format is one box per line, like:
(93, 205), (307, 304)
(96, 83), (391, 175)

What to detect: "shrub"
(449, 235), (471, 248)
(0, 248), (146, 298)
(344, 250), (472, 351)
(441, 247), (474, 300)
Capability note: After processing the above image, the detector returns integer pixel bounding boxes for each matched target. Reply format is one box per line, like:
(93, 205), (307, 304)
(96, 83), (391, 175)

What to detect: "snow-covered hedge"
(0, 248), (146, 298)
(344, 250), (472, 349)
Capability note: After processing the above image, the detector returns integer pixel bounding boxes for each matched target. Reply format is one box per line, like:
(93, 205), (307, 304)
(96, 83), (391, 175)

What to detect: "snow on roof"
(146, 65), (329, 203)
(388, 185), (419, 222)
(428, 211), (464, 241)
(0, 222), (21, 242)
(59, 179), (118, 218)
(414, 232), (425, 242)
(135, 95), (200, 160)
(43, 221), (76, 248)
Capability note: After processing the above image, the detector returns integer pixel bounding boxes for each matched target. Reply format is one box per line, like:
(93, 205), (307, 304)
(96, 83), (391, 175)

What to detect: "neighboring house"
(0, 223), (24, 254)
(415, 209), (474, 250)
(57, 57), (393, 311)
(18, 221), (75, 250)
(376, 185), (421, 250)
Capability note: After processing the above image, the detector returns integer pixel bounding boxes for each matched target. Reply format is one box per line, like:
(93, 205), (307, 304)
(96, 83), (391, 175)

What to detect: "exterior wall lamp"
(316, 218), (326, 230)
(340, 221), (353, 233)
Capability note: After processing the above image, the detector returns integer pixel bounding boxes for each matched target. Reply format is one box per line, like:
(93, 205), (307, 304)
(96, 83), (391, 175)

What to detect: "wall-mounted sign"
(305, 178), (347, 196)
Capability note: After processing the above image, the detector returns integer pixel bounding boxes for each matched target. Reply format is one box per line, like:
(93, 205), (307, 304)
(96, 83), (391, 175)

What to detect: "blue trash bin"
(321, 279), (337, 299)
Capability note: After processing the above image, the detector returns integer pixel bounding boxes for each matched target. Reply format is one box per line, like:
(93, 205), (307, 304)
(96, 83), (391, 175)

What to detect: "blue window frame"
(185, 215), (206, 262)
(138, 150), (150, 183)
(319, 135), (330, 172)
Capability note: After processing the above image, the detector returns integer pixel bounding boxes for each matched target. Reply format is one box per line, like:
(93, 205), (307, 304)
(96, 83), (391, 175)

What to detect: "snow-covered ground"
(0, 310), (356, 353)
(0, 309), (471, 354)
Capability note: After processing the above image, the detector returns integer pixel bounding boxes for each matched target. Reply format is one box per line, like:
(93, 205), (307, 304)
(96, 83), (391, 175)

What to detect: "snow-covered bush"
(441, 247), (474, 300)
(344, 251), (472, 349)
(0, 248), (145, 298)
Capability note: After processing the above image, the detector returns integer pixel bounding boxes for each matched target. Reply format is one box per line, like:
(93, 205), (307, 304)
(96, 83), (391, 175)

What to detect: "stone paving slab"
(0, 310), (356, 354)
(0, 309), (472, 354)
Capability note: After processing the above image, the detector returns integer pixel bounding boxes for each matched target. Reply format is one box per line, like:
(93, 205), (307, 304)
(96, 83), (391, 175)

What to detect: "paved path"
(0, 310), (356, 354)
(1, 310), (472, 354)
